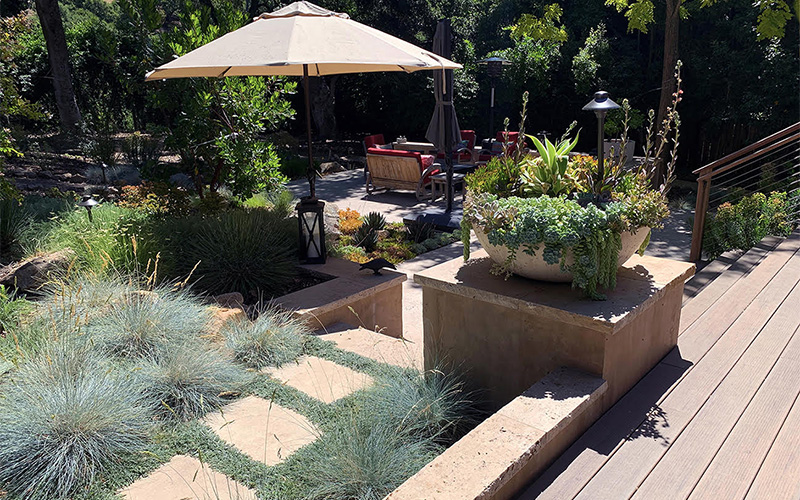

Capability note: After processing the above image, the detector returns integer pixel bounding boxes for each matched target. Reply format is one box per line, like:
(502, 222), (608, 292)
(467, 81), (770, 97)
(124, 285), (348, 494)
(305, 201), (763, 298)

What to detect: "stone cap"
(275, 257), (406, 318)
(414, 250), (694, 334)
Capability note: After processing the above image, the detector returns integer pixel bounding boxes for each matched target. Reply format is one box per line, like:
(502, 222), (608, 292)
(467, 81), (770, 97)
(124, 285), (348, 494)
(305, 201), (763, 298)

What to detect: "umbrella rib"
(217, 66), (232, 78)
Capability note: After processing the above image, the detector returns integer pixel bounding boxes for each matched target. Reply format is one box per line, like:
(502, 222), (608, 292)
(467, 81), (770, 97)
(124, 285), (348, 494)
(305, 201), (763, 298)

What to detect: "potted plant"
(461, 64), (683, 299)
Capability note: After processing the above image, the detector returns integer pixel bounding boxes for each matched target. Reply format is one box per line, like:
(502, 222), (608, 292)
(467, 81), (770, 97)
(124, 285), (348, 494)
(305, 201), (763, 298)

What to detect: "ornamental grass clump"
(298, 416), (440, 500)
(0, 343), (150, 499)
(223, 307), (307, 369)
(139, 340), (248, 421)
(165, 208), (297, 297)
(86, 287), (211, 359)
(367, 366), (477, 443)
(461, 63), (683, 299)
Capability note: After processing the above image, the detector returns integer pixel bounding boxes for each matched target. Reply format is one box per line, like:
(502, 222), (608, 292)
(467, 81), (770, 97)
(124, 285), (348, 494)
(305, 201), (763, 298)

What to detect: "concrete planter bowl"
(473, 225), (651, 282)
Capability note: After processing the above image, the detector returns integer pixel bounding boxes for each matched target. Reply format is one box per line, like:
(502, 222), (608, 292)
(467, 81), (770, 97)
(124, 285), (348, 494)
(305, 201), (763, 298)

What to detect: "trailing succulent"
(462, 65), (683, 299)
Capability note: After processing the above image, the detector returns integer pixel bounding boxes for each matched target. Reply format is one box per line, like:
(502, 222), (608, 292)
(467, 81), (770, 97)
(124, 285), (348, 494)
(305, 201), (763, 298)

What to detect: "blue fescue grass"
(0, 342), (150, 499)
(223, 307), (307, 369)
(139, 340), (250, 422)
(86, 286), (211, 359)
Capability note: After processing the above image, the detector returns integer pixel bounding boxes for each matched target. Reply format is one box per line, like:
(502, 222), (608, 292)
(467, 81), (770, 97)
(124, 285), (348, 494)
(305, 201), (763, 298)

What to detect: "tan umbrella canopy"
(146, 1), (460, 200)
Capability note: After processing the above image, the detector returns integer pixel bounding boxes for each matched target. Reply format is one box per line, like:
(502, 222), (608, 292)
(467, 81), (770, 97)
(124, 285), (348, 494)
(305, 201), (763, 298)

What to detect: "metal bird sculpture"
(359, 258), (396, 275)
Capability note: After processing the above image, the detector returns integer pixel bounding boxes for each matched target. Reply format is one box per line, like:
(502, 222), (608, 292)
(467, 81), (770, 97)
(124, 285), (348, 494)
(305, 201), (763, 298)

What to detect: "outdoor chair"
(362, 134), (386, 155)
(436, 129), (477, 163)
(365, 147), (441, 201)
(477, 131), (520, 163)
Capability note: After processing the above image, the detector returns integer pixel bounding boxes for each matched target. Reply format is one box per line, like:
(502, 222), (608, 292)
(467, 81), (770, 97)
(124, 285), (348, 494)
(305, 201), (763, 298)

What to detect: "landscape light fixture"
(77, 194), (99, 222)
(296, 197), (326, 264)
(478, 56), (511, 136)
(582, 91), (620, 193)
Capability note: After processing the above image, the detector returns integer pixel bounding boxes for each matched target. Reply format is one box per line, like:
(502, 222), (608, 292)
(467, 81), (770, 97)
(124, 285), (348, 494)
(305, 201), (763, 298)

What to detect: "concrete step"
(314, 322), (422, 370)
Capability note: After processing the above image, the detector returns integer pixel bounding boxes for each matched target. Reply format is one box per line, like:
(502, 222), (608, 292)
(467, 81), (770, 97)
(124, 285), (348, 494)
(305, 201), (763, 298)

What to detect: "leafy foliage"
(703, 191), (793, 258)
(363, 211), (387, 232)
(151, 3), (296, 201)
(520, 133), (580, 197)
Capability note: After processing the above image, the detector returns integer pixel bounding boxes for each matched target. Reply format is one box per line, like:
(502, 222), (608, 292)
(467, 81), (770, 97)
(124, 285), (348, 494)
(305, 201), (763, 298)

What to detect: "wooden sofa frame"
(366, 151), (440, 201)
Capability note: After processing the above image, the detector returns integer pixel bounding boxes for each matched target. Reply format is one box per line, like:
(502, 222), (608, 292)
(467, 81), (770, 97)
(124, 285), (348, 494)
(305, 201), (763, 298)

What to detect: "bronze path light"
(582, 91), (620, 195)
(77, 195), (99, 222)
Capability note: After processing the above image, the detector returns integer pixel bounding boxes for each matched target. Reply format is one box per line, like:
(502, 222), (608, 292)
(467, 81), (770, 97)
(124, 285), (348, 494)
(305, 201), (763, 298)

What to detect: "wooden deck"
(520, 231), (800, 500)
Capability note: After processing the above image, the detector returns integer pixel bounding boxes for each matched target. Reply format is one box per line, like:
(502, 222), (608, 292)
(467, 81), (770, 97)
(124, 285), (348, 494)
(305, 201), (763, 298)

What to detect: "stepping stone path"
(267, 355), (374, 403)
(204, 395), (318, 465)
(316, 323), (422, 370)
(120, 454), (257, 500)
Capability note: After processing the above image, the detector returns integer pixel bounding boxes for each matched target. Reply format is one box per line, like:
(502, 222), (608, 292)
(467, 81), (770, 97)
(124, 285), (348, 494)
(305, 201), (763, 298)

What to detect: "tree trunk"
(655, 0), (680, 184)
(35, 0), (81, 133)
(309, 76), (338, 140)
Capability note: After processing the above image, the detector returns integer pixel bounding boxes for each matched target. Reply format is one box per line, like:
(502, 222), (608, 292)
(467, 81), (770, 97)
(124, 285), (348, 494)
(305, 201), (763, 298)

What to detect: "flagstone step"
(315, 322), (422, 370)
(266, 355), (373, 403)
(120, 454), (257, 500)
(204, 395), (318, 466)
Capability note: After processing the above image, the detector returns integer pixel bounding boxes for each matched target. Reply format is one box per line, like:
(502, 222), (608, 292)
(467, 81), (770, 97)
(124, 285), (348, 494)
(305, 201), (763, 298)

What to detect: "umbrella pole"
(303, 64), (315, 199)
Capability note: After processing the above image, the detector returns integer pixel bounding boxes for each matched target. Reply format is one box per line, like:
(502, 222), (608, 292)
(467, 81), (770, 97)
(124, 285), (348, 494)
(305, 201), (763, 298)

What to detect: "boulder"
(0, 249), (75, 293)
(213, 291), (244, 309)
(205, 306), (248, 341)
(319, 161), (345, 174)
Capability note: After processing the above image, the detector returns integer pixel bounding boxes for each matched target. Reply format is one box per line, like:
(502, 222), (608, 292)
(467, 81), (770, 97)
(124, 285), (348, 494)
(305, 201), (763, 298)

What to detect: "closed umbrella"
(146, 1), (461, 200)
(425, 19), (460, 212)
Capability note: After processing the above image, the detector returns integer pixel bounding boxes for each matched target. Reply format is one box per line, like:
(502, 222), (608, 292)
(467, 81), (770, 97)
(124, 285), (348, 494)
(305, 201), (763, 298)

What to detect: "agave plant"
(362, 211), (387, 231)
(519, 134), (580, 197)
(354, 224), (379, 252)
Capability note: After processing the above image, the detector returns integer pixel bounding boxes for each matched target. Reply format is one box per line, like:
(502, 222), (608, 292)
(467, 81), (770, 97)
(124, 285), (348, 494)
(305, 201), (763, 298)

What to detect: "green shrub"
(86, 288), (211, 359)
(139, 341), (247, 421)
(703, 191), (793, 259)
(165, 208), (298, 297)
(0, 343), (150, 499)
(223, 308), (306, 369)
(405, 220), (436, 243)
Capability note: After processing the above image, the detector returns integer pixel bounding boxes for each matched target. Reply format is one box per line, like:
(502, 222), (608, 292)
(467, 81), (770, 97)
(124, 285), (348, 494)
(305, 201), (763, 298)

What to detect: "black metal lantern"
(297, 197), (326, 264)
(77, 195), (99, 222)
(478, 56), (511, 136)
(582, 91), (620, 192)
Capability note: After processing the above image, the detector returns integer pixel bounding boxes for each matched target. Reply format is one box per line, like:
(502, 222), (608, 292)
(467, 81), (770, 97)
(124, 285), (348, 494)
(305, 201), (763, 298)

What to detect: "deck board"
(631, 286), (800, 500)
(678, 235), (783, 333)
(520, 233), (800, 500)
(687, 324), (800, 500)
(745, 393), (800, 500)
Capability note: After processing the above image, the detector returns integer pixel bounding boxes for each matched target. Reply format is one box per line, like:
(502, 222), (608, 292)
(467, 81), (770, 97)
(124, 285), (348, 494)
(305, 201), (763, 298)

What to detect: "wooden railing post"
(690, 176), (710, 261)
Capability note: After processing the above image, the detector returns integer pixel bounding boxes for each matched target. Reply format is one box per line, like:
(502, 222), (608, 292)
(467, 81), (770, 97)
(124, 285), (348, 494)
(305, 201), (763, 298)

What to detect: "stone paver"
(204, 396), (317, 466)
(316, 322), (422, 370)
(120, 454), (257, 500)
(267, 355), (373, 403)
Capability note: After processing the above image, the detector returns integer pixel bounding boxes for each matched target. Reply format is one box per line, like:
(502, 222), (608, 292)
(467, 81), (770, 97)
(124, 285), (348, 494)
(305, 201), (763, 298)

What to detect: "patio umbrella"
(425, 19), (460, 212)
(145, 1), (461, 200)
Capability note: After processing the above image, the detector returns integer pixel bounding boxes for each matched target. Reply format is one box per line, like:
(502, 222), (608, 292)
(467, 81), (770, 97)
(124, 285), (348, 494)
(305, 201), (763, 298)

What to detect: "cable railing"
(689, 122), (800, 261)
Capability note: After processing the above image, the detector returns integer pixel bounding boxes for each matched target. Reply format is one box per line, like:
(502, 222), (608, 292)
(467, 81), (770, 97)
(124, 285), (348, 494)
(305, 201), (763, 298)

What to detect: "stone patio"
(120, 455), (257, 500)
(266, 355), (374, 403)
(204, 396), (318, 465)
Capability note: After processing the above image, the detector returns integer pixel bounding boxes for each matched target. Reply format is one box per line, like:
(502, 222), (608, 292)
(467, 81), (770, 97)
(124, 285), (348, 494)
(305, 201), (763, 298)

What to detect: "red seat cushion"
(363, 134), (386, 149)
